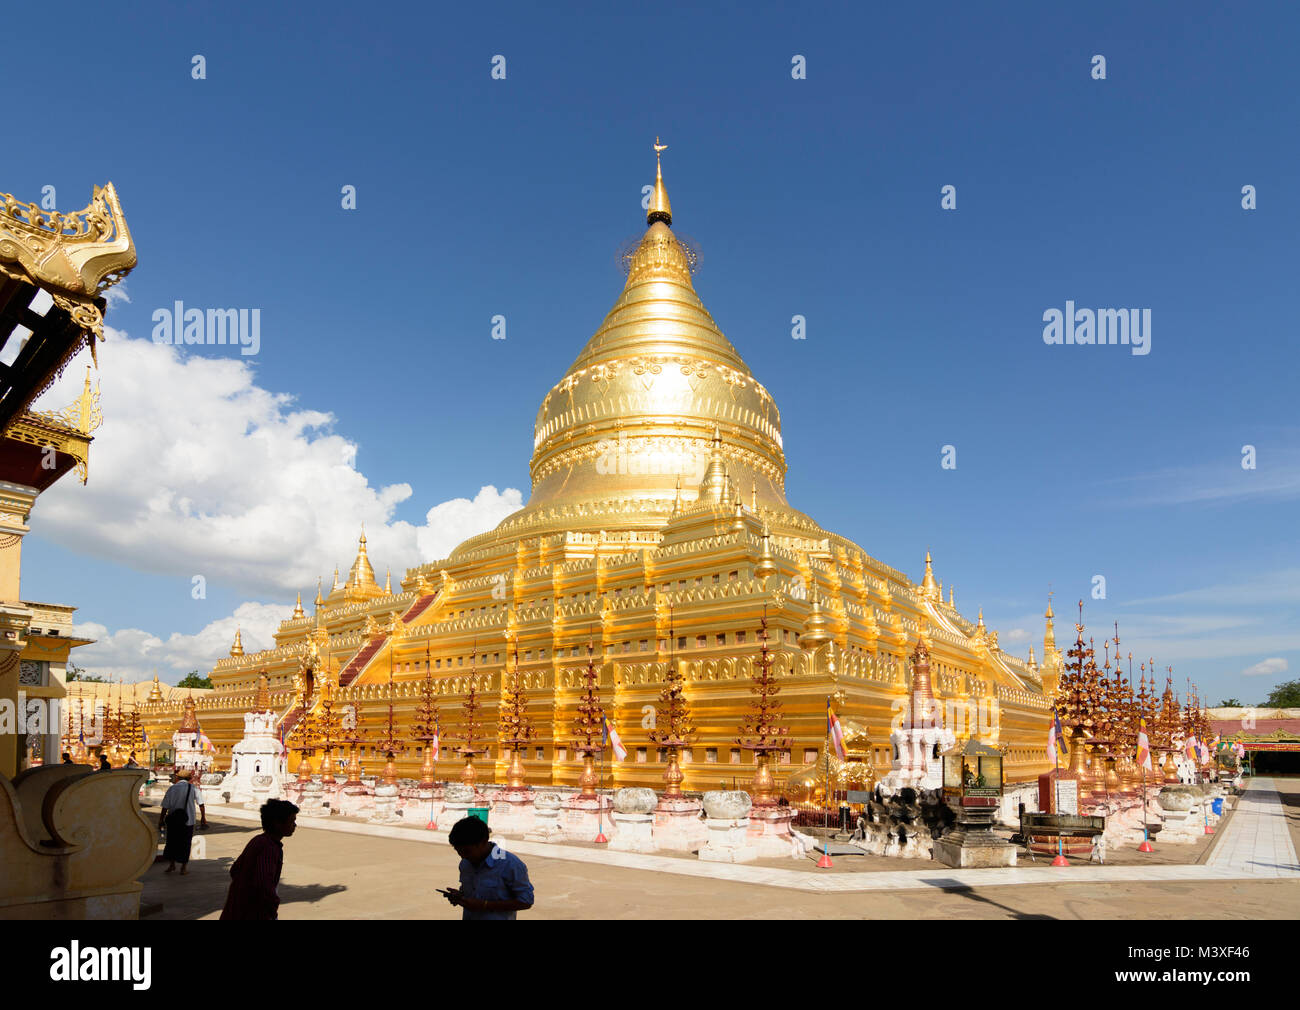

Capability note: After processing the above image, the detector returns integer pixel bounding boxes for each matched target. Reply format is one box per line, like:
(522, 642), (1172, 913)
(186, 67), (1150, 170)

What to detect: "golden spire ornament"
(571, 640), (607, 798)
(798, 578), (832, 650)
(410, 645), (441, 789)
(292, 592), (305, 619)
(648, 605), (695, 796)
(920, 550), (940, 602)
(499, 645), (535, 790)
(754, 522), (778, 582)
(737, 609), (790, 806)
(648, 136), (672, 225)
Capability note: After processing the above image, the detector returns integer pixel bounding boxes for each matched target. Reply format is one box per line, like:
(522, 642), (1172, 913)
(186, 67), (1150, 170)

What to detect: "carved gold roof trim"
(0, 183), (136, 300)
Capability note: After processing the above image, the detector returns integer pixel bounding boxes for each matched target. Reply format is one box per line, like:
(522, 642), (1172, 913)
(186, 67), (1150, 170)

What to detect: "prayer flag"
(602, 715), (627, 761)
(1136, 718), (1152, 771)
(828, 703), (847, 760)
(1048, 708), (1069, 761)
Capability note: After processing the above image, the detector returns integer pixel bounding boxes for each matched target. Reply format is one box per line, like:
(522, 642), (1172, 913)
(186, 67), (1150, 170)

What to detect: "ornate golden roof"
(0, 184), (135, 301)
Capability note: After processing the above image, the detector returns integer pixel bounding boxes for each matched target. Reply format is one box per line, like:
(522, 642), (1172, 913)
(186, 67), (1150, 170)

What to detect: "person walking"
(159, 770), (206, 874)
(220, 799), (298, 920)
(442, 816), (534, 920)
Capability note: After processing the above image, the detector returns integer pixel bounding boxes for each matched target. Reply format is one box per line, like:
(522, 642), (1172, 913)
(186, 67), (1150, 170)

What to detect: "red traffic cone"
(1138, 839), (1154, 852)
(816, 845), (834, 868)
(594, 830), (609, 844)
(1051, 852), (1069, 866)
(1204, 824), (1214, 835)
(426, 819), (437, 830)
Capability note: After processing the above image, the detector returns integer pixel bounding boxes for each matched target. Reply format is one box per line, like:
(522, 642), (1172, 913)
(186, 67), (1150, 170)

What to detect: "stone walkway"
(203, 777), (1300, 895)
(1204, 776), (1299, 877)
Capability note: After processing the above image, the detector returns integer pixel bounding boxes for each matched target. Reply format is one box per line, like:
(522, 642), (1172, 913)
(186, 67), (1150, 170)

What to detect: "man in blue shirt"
(443, 816), (535, 920)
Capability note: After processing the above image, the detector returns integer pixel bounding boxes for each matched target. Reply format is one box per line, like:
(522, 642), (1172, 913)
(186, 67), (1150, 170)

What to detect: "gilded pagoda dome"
(455, 142), (823, 556)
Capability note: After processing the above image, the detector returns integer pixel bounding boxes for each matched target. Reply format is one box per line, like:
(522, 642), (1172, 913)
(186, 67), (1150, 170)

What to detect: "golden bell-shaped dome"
(453, 142), (820, 557)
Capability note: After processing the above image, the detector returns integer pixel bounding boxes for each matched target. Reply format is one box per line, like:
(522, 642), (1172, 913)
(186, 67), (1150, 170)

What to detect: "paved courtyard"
(142, 777), (1300, 919)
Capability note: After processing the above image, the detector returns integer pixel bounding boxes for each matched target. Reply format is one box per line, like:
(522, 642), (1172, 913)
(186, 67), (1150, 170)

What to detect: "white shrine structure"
(881, 639), (955, 793)
(171, 694), (213, 777)
(224, 674), (289, 806)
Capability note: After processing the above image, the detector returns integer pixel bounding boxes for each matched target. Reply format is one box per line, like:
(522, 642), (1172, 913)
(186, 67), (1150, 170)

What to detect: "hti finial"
(647, 136), (672, 226)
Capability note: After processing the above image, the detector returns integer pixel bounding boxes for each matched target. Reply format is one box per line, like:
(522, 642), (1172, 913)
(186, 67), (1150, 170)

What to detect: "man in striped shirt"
(220, 799), (298, 920)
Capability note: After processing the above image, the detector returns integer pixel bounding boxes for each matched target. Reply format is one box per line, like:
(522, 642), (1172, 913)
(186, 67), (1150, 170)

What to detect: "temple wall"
(83, 529), (1056, 791)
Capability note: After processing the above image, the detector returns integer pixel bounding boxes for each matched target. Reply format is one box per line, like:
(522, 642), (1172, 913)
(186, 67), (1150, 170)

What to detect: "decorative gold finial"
(314, 577), (324, 607)
(754, 522), (777, 581)
(920, 549), (939, 602)
(147, 673), (163, 704)
(292, 592), (305, 619)
(384, 567), (392, 593)
(798, 578), (832, 650)
(254, 671), (271, 713)
(647, 136), (672, 226)
(230, 625), (244, 657)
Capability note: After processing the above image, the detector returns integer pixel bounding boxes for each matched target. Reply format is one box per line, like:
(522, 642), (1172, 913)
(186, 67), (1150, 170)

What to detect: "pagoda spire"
(292, 592), (305, 619)
(1043, 593), (1057, 656)
(315, 577), (324, 607)
(230, 625), (244, 657)
(346, 525), (377, 588)
(647, 136), (672, 225)
(920, 549), (939, 602)
(384, 567), (392, 593)
(699, 424), (728, 503)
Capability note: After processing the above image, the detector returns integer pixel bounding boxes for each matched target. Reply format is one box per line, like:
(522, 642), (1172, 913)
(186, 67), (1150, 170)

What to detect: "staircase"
(338, 636), (387, 687)
(283, 592), (440, 724)
(337, 592), (438, 688)
(276, 701), (303, 739)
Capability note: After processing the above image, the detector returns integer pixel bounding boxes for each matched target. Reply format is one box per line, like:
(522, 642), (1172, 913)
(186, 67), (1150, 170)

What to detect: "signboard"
(1055, 779), (1079, 815)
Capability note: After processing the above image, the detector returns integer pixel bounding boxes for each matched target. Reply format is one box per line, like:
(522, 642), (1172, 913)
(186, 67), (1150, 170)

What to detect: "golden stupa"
(101, 144), (1058, 790)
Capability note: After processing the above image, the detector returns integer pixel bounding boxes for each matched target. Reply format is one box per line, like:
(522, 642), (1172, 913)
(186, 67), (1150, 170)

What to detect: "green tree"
(1217, 698), (1245, 708)
(176, 670), (213, 689)
(1263, 679), (1300, 707)
(65, 662), (106, 683)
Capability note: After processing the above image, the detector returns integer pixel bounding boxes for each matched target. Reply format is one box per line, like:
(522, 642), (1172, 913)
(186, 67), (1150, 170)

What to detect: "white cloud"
(1241, 657), (1289, 678)
(1002, 628), (1030, 644)
(31, 328), (523, 598)
(72, 600), (292, 684)
(1115, 447), (1300, 507)
(416, 485), (523, 560)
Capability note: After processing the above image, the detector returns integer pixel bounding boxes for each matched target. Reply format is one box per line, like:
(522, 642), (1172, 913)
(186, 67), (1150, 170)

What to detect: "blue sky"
(10, 1), (1298, 702)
